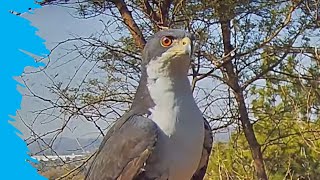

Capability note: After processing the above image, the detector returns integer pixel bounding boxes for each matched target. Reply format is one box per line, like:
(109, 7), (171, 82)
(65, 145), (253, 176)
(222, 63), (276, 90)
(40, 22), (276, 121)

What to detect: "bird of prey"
(85, 29), (213, 180)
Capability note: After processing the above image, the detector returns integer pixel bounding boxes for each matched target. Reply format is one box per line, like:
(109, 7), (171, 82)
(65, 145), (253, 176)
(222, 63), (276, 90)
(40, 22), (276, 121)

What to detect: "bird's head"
(132, 29), (194, 110)
(142, 29), (194, 78)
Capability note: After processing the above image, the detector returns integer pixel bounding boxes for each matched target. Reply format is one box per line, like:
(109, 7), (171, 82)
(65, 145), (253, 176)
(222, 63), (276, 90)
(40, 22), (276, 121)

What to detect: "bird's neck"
(131, 55), (191, 114)
(131, 71), (192, 110)
(146, 74), (195, 135)
(145, 54), (192, 105)
(131, 68), (155, 113)
(147, 75), (192, 106)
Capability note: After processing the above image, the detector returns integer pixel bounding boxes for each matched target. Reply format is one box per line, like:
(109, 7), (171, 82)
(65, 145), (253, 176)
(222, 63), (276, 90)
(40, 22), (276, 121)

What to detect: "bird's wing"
(192, 119), (213, 180)
(85, 112), (158, 180)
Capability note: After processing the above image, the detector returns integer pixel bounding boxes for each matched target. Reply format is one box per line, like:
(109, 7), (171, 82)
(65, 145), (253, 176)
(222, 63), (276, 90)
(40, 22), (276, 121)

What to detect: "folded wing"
(85, 114), (158, 180)
(192, 119), (213, 180)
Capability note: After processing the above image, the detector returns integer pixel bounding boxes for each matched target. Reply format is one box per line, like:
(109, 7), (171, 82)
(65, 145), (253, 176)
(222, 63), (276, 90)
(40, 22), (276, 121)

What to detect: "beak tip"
(188, 45), (192, 57)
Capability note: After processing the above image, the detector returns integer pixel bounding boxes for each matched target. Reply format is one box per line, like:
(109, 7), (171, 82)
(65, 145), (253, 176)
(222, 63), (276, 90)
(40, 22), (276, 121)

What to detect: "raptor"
(86, 29), (213, 180)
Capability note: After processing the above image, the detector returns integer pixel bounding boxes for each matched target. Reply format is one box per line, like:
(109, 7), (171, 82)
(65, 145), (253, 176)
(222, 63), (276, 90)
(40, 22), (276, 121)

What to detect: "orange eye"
(160, 36), (173, 47)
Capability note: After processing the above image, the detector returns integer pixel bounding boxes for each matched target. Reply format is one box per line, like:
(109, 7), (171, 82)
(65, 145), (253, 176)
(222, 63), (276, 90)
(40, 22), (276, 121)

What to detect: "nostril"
(182, 41), (187, 45)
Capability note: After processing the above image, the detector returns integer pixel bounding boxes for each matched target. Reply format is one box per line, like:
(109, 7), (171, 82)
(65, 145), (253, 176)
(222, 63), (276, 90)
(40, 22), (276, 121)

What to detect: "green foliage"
(207, 50), (320, 179)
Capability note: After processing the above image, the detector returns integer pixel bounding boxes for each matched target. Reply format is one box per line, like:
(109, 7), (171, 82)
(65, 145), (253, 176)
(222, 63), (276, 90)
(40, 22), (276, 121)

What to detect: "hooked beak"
(178, 37), (192, 57)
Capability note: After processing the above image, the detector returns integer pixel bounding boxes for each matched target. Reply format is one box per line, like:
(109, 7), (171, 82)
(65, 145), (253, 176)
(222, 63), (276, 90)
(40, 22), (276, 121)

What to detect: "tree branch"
(110, 0), (146, 49)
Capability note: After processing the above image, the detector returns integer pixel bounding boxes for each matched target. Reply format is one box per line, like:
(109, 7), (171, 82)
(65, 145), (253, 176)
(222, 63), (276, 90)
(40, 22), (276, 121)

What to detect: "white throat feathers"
(146, 51), (194, 136)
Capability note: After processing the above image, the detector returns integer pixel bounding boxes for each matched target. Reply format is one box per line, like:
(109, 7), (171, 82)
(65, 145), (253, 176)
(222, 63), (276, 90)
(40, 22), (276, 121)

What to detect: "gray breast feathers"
(85, 113), (213, 180)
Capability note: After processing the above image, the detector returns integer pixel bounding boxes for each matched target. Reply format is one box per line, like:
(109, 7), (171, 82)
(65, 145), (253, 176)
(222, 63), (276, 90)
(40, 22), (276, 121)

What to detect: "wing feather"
(85, 113), (158, 180)
(192, 119), (213, 180)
